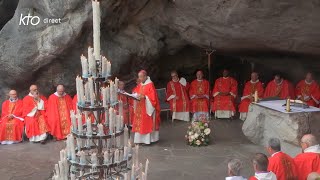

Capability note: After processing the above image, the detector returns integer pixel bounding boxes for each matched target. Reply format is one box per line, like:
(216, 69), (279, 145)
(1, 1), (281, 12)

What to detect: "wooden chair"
(156, 88), (171, 121)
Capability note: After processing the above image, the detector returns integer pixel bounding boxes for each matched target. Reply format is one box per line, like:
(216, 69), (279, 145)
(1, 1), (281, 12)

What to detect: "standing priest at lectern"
(132, 70), (161, 145)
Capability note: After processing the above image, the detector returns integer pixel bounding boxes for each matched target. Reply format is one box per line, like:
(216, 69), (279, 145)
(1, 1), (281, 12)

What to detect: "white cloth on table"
(134, 131), (159, 144)
(257, 100), (320, 113)
(214, 110), (234, 119)
(172, 112), (189, 121)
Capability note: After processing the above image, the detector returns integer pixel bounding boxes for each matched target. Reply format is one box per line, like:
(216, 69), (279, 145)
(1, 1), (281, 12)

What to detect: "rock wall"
(0, 0), (320, 101)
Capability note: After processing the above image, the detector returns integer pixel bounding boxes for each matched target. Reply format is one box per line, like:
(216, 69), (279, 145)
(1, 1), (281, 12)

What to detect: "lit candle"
(59, 149), (66, 161)
(104, 151), (109, 164)
(77, 113), (83, 134)
(114, 149), (119, 163)
(79, 78), (85, 105)
(91, 152), (98, 166)
(110, 81), (115, 103)
(81, 54), (89, 77)
(70, 110), (77, 132)
(286, 98), (291, 112)
(107, 61), (111, 76)
(124, 125), (129, 147)
(79, 151), (86, 165)
(145, 159), (149, 178)
(88, 46), (96, 77)
(98, 123), (104, 136)
(109, 107), (114, 134)
(254, 90), (258, 103)
(86, 118), (93, 136)
(101, 56), (108, 78)
(84, 82), (90, 102)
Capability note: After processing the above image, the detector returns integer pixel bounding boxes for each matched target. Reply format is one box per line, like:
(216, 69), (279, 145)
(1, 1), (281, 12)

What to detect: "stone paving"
(0, 119), (265, 180)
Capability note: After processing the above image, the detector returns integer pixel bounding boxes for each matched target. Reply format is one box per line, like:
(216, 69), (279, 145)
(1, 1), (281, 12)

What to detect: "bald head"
(138, 70), (147, 83)
(29, 85), (38, 95)
(8, 90), (18, 100)
(301, 134), (318, 150)
(56, 85), (65, 96)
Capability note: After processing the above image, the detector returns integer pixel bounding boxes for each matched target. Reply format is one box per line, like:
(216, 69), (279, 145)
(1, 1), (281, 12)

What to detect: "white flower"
(188, 131), (193, 136)
(196, 140), (201, 146)
(201, 138), (205, 141)
(204, 128), (211, 135)
(190, 135), (195, 140)
(194, 133), (199, 139)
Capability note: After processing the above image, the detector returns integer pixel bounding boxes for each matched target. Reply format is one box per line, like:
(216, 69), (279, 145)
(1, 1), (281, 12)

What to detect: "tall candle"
(124, 146), (128, 160)
(102, 56), (108, 78)
(54, 164), (59, 177)
(114, 149), (119, 162)
(84, 82), (90, 102)
(76, 138), (82, 151)
(88, 47), (96, 77)
(106, 86), (110, 103)
(102, 87), (107, 107)
(128, 142), (132, 155)
(69, 135), (76, 161)
(58, 161), (65, 180)
(134, 145), (139, 166)
(91, 152), (98, 166)
(77, 113), (83, 134)
(124, 125), (129, 147)
(81, 54), (89, 77)
(116, 115), (121, 132)
(79, 78), (85, 105)
(86, 118), (93, 136)
(70, 110), (77, 132)
(104, 151), (109, 164)
(98, 123), (104, 136)
(76, 76), (80, 104)
(109, 107), (114, 134)
(104, 109), (109, 126)
(88, 77), (95, 106)
(110, 81), (115, 103)
(145, 159), (149, 177)
(79, 151), (86, 165)
(254, 90), (258, 103)
(131, 164), (135, 180)
(107, 61), (111, 76)
(92, 0), (101, 61)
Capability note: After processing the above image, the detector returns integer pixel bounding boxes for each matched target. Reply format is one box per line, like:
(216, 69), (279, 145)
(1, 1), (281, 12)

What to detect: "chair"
(156, 88), (171, 121)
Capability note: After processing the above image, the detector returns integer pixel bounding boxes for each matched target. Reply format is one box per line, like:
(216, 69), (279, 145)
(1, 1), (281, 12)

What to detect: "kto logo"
(19, 14), (40, 26)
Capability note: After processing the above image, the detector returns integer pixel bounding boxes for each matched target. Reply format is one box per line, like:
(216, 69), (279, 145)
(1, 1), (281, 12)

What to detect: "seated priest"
(166, 70), (190, 122)
(238, 72), (264, 121)
(294, 134), (320, 180)
(132, 70), (161, 144)
(117, 81), (129, 124)
(296, 72), (320, 107)
(264, 73), (295, 99)
(212, 69), (238, 119)
(0, 90), (24, 144)
(47, 85), (73, 140)
(23, 86), (50, 144)
(189, 70), (210, 120)
(249, 153), (277, 180)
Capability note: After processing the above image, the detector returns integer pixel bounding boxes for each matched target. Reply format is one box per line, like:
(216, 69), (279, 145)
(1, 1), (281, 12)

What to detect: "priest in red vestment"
(249, 153), (277, 180)
(189, 70), (210, 120)
(132, 70), (161, 144)
(239, 72), (264, 121)
(212, 69), (238, 119)
(23, 86), (50, 144)
(166, 70), (190, 122)
(0, 90), (24, 144)
(296, 72), (320, 107)
(47, 85), (73, 140)
(294, 134), (320, 180)
(118, 81), (130, 125)
(264, 74), (295, 99)
(266, 138), (297, 180)
(129, 78), (141, 126)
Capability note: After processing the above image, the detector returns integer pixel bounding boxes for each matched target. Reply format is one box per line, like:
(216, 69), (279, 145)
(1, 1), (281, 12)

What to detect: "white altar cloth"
(255, 100), (320, 113)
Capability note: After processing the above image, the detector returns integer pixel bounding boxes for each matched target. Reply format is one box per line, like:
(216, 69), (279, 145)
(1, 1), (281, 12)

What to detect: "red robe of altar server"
(166, 77), (190, 121)
(189, 80), (210, 113)
(268, 151), (298, 180)
(132, 74), (161, 144)
(239, 79), (264, 120)
(296, 80), (320, 107)
(23, 93), (50, 142)
(0, 99), (24, 144)
(212, 76), (238, 119)
(294, 145), (320, 180)
(47, 92), (73, 140)
(264, 79), (295, 99)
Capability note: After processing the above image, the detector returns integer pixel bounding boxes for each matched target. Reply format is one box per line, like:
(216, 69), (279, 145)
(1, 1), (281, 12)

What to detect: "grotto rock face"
(0, 0), (320, 101)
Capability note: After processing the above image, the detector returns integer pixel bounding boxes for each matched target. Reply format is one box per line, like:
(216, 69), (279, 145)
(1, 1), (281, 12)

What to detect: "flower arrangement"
(185, 118), (211, 146)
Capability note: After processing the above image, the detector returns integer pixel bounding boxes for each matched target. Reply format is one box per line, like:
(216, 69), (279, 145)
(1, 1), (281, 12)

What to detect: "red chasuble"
(264, 80), (294, 99)
(295, 80), (320, 107)
(118, 93), (129, 124)
(132, 79), (161, 134)
(23, 95), (50, 138)
(189, 79), (210, 113)
(47, 93), (73, 140)
(129, 86), (139, 125)
(239, 80), (264, 113)
(268, 152), (298, 180)
(294, 152), (320, 180)
(166, 80), (190, 112)
(212, 77), (238, 112)
(0, 100), (24, 142)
